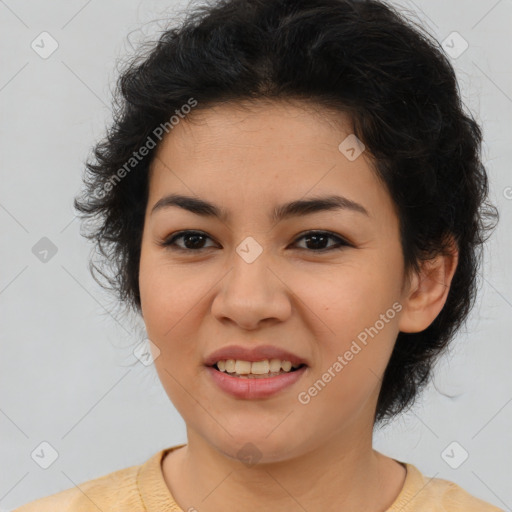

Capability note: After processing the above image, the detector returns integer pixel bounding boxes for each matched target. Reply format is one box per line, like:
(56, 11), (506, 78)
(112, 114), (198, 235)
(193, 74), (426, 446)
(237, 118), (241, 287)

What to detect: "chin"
(207, 431), (304, 466)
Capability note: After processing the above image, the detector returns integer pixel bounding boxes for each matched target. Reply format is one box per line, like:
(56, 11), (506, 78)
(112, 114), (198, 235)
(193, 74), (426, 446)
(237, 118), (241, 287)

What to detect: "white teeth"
(235, 360), (252, 374)
(281, 360), (292, 372)
(250, 360), (270, 374)
(215, 358), (301, 376)
(269, 358), (281, 373)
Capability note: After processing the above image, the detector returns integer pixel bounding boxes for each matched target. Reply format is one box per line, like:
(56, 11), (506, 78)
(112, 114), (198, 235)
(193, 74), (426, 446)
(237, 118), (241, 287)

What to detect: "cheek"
(298, 319), (398, 427)
(139, 263), (202, 410)
(139, 257), (204, 336)
(139, 257), (213, 385)
(302, 262), (396, 337)
(297, 262), (400, 397)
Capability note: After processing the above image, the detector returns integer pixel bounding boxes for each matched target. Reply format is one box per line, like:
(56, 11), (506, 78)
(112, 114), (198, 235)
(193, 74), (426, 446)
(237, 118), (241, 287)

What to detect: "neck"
(162, 423), (406, 511)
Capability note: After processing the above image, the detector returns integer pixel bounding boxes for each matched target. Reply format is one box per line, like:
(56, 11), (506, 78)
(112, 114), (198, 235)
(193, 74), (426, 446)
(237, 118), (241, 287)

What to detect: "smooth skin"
(138, 99), (458, 511)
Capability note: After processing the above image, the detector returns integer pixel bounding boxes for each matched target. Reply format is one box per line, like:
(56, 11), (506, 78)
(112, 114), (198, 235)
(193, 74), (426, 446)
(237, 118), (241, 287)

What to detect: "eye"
(291, 230), (351, 252)
(160, 230), (350, 252)
(160, 230), (218, 251)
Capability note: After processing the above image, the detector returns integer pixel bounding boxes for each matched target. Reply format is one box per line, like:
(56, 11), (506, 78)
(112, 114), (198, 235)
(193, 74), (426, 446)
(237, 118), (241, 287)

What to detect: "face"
(139, 100), (410, 463)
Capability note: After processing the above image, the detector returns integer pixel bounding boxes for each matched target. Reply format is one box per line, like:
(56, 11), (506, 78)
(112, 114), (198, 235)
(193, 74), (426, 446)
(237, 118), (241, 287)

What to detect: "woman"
(14, 0), (502, 510)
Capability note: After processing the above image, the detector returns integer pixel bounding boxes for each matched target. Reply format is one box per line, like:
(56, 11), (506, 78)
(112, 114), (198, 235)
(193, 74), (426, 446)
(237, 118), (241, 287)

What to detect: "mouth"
(205, 362), (308, 399)
(203, 345), (309, 398)
(209, 360), (308, 379)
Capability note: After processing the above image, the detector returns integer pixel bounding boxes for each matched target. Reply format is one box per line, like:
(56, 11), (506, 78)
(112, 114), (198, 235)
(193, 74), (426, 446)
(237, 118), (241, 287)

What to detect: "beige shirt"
(12, 443), (504, 511)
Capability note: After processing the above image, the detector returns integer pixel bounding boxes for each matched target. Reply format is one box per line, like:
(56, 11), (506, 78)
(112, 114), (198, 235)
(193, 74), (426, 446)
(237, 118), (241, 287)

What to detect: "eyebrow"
(150, 193), (369, 222)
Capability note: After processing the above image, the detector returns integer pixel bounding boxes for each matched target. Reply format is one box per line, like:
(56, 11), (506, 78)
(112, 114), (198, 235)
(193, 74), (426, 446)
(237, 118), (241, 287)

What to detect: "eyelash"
(159, 230), (351, 253)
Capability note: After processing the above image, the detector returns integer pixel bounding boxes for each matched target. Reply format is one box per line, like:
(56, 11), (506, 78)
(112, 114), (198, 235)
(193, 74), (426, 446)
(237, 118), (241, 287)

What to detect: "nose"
(211, 249), (292, 330)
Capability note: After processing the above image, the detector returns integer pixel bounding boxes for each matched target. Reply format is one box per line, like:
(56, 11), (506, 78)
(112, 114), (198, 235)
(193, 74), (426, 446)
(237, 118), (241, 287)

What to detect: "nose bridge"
(211, 237), (291, 328)
(226, 238), (274, 303)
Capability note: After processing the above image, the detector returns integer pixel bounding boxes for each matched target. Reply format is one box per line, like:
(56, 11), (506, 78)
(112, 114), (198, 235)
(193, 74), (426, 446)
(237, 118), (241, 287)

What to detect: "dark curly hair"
(74, 0), (499, 426)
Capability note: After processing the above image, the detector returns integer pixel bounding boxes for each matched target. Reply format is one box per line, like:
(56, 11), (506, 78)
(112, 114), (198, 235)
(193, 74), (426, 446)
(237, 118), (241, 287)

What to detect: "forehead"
(158, 99), (354, 156)
(146, 99), (395, 223)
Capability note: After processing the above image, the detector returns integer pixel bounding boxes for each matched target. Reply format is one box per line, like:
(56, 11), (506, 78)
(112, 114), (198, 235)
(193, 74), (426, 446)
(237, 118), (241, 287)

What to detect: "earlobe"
(398, 237), (459, 334)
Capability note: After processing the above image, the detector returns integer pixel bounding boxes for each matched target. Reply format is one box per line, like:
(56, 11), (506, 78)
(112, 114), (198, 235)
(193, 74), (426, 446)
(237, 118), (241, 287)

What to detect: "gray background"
(1, 0), (511, 510)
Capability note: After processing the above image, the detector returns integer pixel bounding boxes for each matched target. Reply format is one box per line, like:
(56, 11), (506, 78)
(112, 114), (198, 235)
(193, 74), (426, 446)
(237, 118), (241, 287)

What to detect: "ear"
(398, 236), (459, 333)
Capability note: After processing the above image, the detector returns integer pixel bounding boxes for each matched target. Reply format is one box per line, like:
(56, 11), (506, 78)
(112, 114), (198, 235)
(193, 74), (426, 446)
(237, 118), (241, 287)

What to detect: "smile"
(214, 358), (304, 377)
(206, 363), (308, 399)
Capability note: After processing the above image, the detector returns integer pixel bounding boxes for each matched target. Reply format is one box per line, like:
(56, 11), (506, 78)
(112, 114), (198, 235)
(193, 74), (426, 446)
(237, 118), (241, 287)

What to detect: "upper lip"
(204, 344), (308, 367)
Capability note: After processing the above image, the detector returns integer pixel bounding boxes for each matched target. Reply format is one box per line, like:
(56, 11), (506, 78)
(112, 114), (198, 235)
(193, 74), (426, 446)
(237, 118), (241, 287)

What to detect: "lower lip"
(205, 365), (307, 399)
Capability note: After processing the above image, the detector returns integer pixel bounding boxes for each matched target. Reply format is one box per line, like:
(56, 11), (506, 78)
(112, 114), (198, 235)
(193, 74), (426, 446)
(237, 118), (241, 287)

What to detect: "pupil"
(185, 234), (204, 249)
(306, 234), (327, 250)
